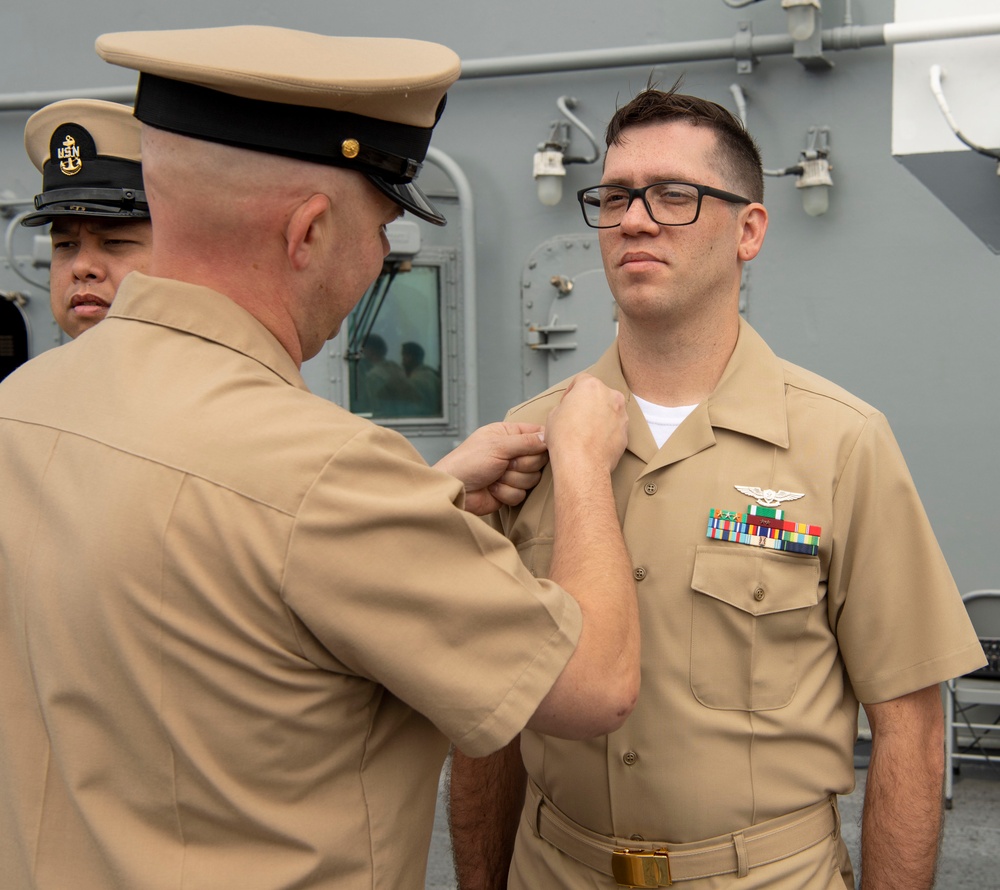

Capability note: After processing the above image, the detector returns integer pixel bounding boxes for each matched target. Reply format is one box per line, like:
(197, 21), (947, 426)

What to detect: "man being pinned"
(450, 82), (984, 890)
(23, 99), (152, 338)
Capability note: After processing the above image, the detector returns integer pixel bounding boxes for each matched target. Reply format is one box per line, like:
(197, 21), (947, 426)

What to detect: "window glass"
(348, 264), (444, 420)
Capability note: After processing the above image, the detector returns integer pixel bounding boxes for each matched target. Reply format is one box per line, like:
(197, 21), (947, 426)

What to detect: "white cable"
(928, 64), (1000, 161)
(556, 96), (600, 164)
(729, 83), (748, 128)
(729, 83), (800, 177)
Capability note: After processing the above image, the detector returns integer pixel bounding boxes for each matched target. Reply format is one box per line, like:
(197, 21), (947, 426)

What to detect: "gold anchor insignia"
(57, 134), (82, 176)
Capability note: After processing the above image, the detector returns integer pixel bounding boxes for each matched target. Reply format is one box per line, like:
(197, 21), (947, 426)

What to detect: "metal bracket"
(734, 21), (756, 75)
(791, 24), (833, 71)
(528, 317), (578, 352)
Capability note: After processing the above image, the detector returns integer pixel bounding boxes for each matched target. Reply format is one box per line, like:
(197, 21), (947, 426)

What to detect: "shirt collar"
(109, 272), (308, 390)
(705, 318), (789, 449)
(590, 316), (789, 453)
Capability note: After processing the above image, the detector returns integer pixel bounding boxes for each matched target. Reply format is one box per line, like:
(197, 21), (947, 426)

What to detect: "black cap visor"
(21, 186), (149, 227)
(368, 175), (446, 226)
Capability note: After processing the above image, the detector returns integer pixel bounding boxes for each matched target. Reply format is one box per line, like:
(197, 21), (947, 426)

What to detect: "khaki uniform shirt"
(0, 273), (581, 890)
(498, 321), (983, 853)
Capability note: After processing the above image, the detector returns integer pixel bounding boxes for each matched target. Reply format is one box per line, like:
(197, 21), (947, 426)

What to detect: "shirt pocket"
(690, 545), (820, 711)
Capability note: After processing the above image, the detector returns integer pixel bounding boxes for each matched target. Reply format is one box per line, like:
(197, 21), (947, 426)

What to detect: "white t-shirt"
(632, 394), (697, 449)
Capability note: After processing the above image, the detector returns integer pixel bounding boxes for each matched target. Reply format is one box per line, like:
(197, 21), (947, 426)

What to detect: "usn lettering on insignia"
(58, 135), (82, 176)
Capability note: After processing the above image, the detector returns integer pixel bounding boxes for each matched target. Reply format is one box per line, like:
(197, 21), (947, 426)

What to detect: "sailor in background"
(22, 99), (152, 338)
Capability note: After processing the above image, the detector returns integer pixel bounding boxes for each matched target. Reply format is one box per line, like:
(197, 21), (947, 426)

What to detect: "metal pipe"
(462, 15), (1000, 79)
(1, 16), (1000, 108)
(461, 33), (793, 79)
(883, 15), (1000, 45)
(425, 146), (478, 436)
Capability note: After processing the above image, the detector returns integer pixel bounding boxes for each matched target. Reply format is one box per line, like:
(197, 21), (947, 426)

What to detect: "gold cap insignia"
(57, 134), (83, 176)
(341, 138), (360, 159)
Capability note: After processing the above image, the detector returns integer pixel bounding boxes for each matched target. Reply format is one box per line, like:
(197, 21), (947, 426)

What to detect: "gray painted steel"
(1, 4), (998, 883)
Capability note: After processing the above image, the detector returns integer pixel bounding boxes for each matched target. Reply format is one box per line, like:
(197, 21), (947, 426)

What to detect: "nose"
(618, 194), (660, 235)
(71, 242), (108, 282)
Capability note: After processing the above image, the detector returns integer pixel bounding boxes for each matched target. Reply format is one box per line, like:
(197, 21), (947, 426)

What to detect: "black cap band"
(21, 133), (148, 228)
(134, 73), (434, 183)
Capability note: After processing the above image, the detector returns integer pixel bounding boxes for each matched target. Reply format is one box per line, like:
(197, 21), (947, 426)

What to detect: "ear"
(737, 203), (768, 263)
(285, 193), (332, 272)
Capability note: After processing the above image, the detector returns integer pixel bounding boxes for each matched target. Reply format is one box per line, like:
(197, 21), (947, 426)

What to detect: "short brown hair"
(605, 81), (764, 204)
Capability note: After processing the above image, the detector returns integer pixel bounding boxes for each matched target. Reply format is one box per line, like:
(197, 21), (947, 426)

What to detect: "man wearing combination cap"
(450, 85), (984, 889)
(22, 99), (152, 339)
(0, 26), (640, 890)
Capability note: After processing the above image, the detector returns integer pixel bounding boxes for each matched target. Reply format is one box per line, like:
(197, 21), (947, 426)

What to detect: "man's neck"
(617, 312), (740, 407)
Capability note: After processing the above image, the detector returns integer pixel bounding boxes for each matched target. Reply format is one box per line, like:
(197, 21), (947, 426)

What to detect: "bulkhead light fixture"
(781, 0), (821, 42)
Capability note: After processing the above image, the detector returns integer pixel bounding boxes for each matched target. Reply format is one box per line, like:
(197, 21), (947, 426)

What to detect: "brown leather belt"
(526, 780), (840, 887)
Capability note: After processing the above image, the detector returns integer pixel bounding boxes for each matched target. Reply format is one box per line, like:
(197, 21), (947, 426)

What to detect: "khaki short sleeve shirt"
(0, 274), (580, 889)
(499, 320), (982, 845)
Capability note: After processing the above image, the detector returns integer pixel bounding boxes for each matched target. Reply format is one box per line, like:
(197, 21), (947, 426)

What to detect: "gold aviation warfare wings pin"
(734, 486), (805, 508)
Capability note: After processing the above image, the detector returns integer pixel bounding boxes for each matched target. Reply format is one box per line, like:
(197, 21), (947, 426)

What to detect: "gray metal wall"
(2, 0), (998, 597)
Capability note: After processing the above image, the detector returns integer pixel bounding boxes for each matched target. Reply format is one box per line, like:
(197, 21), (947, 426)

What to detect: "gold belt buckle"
(611, 848), (672, 887)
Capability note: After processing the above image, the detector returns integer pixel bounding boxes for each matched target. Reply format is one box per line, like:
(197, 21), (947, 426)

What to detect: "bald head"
(142, 125), (320, 242)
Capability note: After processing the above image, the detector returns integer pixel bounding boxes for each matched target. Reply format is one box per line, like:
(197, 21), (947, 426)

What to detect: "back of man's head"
(606, 81), (764, 204)
(92, 26), (461, 361)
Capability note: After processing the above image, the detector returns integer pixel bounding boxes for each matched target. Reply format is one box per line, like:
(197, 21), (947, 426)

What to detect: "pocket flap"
(691, 545), (820, 616)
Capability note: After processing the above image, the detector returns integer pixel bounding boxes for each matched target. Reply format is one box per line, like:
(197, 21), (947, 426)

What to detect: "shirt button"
(633, 567), (647, 581)
(623, 751), (638, 766)
(754, 587), (765, 601)
(643, 481), (657, 495)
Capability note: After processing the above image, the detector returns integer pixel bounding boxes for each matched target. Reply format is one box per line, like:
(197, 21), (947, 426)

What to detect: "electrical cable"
(929, 64), (1000, 162)
(763, 165), (805, 177)
(729, 83), (748, 128)
(728, 84), (808, 179)
(556, 96), (600, 165)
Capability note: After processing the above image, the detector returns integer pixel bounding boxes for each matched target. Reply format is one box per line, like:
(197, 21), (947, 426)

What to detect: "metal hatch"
(520, 233), (617, 400)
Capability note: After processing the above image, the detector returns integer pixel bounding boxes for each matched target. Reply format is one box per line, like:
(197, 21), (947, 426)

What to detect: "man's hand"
(545, 373), (628, 475)
(435, 422), (548, 516)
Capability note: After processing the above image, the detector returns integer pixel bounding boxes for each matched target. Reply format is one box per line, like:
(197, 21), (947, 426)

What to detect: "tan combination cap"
(95, 26), (462, 225)
(22, 98), (148, 228)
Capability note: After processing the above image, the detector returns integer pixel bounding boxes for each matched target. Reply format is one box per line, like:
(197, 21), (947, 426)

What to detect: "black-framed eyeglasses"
(577, 181), (752, 229)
